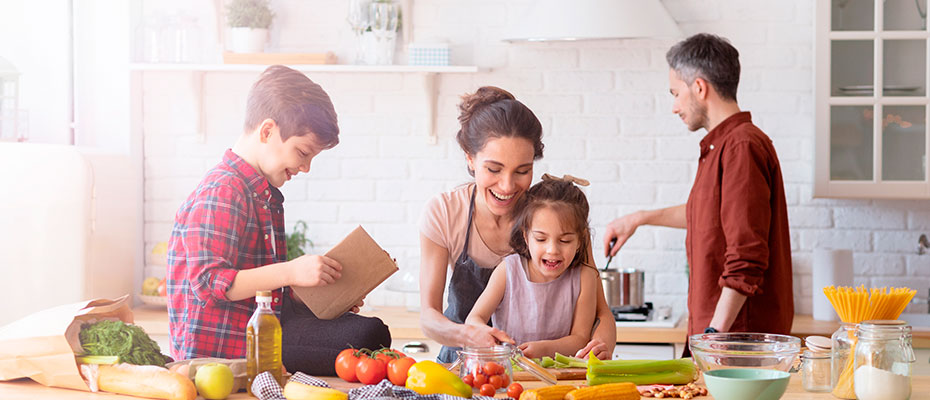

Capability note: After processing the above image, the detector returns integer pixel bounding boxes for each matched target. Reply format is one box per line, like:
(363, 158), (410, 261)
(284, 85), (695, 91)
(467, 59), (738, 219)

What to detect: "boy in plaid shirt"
(167, 65), (390, 375)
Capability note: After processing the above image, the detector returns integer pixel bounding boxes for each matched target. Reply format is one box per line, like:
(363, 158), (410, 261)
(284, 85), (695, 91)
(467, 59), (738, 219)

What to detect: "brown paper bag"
(0, 295), (133, 391)
(291, 225), (398, 319)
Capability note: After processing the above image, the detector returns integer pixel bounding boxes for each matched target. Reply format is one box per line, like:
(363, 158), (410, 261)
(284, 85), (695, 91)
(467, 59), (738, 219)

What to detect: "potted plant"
(225, 0), (274, 53)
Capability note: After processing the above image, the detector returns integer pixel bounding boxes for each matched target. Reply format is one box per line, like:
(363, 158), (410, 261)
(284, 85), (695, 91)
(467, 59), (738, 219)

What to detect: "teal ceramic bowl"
(703, 368), (791, 400)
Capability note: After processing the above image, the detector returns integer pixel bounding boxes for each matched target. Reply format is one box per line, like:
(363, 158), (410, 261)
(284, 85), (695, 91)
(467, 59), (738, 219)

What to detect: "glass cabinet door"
(882, 105), (926, 180)
(883, 40), (926, 96)
(831, 105), (875, 180)
(832, 41), (874, 96)
(884, 0), (928, 31)
(832, 0), (874, 30)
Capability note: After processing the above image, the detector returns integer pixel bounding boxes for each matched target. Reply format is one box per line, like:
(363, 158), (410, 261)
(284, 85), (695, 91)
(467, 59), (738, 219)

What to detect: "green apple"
(141, 277), (161, 296)
(194, 363), (234, 400)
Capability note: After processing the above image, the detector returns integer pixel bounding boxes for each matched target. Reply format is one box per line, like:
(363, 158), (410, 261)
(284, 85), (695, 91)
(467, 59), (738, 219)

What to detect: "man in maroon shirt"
(602, 33), (793, 347)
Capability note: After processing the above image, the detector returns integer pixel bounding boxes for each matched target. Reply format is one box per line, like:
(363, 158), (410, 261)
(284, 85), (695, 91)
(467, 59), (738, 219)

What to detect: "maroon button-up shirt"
(685, 112), (793, 337)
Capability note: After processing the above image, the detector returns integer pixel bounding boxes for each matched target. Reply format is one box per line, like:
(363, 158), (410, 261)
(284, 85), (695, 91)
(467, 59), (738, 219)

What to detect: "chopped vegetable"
(584, 352), (696, 386)
(75, 355), (119, 364)
(79, 320), (171, 366)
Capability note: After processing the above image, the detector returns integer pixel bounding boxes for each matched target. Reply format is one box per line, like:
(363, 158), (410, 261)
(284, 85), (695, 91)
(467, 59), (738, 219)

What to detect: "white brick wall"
(141, 0), (930, 315)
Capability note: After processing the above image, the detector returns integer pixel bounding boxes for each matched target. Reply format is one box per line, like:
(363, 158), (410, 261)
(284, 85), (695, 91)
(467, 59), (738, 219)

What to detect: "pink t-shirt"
(418, 183), (507, 269)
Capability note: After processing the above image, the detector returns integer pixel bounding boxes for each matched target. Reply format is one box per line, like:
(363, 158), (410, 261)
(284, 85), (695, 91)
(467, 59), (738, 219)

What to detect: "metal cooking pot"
(600, 268), (644, 308)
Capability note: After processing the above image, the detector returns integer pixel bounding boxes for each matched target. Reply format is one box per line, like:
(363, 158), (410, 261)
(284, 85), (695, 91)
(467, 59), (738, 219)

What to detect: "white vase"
(227, 27), (267, 53)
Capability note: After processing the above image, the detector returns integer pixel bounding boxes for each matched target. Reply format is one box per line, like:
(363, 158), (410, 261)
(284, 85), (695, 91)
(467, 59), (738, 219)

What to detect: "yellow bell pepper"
(404, 360), (472, 398)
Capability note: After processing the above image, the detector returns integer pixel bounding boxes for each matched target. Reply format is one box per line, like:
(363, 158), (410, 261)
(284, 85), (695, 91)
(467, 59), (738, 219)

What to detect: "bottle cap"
(256, 290), (272, 299)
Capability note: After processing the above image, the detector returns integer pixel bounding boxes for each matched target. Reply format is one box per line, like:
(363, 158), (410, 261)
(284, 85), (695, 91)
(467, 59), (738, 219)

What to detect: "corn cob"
(565, 382), (639, 400)
(518, 384), (576, 400)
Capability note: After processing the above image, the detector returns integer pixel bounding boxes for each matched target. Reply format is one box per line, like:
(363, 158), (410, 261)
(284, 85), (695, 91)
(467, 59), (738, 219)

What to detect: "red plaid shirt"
(167, 149), (286, 360)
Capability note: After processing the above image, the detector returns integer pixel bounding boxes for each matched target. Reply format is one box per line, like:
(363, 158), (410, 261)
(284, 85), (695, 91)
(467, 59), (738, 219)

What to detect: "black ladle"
(603, 238), (617, 271)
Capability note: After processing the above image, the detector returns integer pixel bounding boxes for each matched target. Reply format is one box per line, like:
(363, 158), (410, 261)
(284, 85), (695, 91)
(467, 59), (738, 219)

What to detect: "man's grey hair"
(666, 33), (741, 102)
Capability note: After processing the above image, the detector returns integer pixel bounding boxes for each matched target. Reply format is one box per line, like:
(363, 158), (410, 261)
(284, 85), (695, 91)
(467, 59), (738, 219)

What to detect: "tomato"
(355, 357), (386, 385)
(488, 374), (503, 389)
(507, 382), (524, 398)
(473, 372), (487, 387)
(389, 348), (406, 358)
(157, 279), (167, 297)
(479, 383), (496, 396)
(335, 349), (360, 382)
(483, 361), (502, 376)
(386, 356), (415, 386)
(462, 374), (474, 387)
(500, 373), (510, 387)
(373, 351), (394, 364)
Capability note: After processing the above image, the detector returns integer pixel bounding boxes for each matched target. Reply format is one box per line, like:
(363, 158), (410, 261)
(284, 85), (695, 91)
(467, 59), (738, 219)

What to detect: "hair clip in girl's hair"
(541, 173), (590, 187)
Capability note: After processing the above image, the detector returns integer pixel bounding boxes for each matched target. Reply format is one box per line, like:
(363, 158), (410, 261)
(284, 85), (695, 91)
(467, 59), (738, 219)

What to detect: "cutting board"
(512, 367), (587, 381)
(449, 364), (586, 381)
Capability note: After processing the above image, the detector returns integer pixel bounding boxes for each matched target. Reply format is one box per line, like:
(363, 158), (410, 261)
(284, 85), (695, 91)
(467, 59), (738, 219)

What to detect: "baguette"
(97, 363), (197, 400)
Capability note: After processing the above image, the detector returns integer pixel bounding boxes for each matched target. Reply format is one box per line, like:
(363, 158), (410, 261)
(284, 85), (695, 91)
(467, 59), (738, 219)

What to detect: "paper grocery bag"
(0, 295), (132, 391)
(290, 225), (398, 320)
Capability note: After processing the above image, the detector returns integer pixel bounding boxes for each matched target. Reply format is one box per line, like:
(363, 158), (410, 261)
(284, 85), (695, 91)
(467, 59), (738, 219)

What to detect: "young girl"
(465, 174), (599, 358)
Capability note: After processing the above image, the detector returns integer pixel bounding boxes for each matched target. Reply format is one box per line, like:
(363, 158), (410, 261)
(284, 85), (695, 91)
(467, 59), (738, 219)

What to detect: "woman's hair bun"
(457, 86), (515, 125)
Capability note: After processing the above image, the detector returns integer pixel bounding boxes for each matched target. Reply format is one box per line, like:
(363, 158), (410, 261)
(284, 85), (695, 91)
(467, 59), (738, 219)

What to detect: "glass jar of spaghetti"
(852, 320), (915, 400)
(830, 322), (857, 390)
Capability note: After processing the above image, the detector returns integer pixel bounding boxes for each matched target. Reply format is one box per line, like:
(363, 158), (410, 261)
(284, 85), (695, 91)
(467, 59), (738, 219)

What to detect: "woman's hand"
(574, 339), (611, 360)
(463, 324), (515, 348)
(349, 298), (364, 314)
(518, 342), (547, 359)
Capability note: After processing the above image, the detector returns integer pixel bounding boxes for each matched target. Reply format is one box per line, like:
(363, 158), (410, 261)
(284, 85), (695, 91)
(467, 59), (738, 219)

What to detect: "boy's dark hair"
(456, 86), (544, 176)
(666, 33), (741, 102)
(509, 179), (592, 270)
(245, 65), (339, 148)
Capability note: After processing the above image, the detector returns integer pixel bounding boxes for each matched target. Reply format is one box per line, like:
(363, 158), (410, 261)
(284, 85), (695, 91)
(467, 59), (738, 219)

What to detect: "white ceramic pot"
(227, 27), (267, 53)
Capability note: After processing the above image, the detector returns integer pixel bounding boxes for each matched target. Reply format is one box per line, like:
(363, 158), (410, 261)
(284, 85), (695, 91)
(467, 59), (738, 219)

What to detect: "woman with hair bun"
(418, 86), (616, 362)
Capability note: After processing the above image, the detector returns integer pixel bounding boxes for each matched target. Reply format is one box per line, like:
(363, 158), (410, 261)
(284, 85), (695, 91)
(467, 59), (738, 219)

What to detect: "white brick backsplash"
(905, 255), (930, 277)
(545, 71), (614, 93)
(549, 116), (618, 137)
(787, 206), (833, 228)
(587, 138), (655, 161)
(855, 253), (906, 276)
(621, 162), (691, 184)
(540, 137), (587, 160)
(834, 208), (907, 230)
(875, 231), (926, 253)
(800, 230), (873, 252)
(579, 48), (651, 70)
(340, 202), (407, 223)
(589, 183), (656, 205)
(135, 0), (930, 308)
(584, 93), (655, 115)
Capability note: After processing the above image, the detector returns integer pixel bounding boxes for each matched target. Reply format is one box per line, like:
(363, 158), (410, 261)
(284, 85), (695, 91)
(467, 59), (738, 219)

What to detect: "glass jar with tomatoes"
(455, 346), (513, 394)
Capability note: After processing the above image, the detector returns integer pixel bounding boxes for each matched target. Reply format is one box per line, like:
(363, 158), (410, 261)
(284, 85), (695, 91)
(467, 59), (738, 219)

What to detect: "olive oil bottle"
(246, 290), (283, 395)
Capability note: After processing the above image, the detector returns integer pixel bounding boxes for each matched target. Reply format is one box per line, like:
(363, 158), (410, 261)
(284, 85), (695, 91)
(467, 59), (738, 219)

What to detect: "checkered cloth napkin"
(251, 372), (500, 400)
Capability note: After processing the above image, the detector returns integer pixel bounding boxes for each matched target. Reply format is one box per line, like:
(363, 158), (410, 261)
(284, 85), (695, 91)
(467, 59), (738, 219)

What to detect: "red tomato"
(335, 349), (360, 382)
(157, 279), (167, 297)
(479, 383), (496, 396)
(474, 365), (485, 376)
(488, 374), (503, 389)
(473, 372), (487, 387)
(483, 361), (502, 376)
(373, 350), (394, 364)
(462, 374), (474, 387)
(389, 348), (407, 358)
(386, 357), (416, 386)
(356, 357), (386, 385)
(500, 373), (510, 387)
(507, 382), (524, 398)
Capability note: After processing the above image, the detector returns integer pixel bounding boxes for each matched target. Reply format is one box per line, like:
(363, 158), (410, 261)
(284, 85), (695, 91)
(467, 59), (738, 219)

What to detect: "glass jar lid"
(858, 319), (911, 340)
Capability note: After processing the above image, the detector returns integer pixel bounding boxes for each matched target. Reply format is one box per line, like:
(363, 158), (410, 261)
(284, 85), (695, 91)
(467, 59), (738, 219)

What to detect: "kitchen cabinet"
(815, 0), (930, 198)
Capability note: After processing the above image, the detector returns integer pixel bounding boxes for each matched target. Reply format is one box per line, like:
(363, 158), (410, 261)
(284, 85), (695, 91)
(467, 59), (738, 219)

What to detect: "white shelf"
(129, 63), (479, 73)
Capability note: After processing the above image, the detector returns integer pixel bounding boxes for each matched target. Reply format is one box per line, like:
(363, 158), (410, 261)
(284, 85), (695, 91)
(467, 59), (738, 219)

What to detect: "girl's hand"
(517, 342), (545, 359)
(288, 255), (342, 287)
(574, 339), (610, 360)
(463, 324), (515, 347)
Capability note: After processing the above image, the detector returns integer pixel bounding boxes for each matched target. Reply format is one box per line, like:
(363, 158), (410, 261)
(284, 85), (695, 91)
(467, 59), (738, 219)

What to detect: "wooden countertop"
(2, 374), (928, 399)
(131, 306), (930, 347)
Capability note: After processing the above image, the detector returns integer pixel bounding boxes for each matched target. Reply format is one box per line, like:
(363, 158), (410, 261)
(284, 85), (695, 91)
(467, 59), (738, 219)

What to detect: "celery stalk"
(553, 352), (587, 368)
(586, 370), (695, 385)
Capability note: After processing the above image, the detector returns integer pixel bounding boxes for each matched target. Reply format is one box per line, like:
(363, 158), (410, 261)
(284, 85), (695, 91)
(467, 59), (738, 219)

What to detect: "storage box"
(407, 43), (450, 66)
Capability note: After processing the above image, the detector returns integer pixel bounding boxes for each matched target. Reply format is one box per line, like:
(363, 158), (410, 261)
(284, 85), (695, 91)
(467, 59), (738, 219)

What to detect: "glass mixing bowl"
(689, 332), (801, 372)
